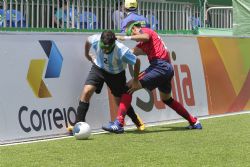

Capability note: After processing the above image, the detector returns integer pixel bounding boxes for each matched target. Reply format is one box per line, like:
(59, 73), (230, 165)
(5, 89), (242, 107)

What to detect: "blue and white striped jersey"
(87, 34), (137, 74)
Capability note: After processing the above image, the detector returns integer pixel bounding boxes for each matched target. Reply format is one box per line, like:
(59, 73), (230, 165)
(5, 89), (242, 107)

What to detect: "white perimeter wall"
(0, 32), (208, 144)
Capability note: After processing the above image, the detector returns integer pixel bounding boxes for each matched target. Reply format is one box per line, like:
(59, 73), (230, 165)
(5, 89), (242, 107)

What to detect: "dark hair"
(100, 30), (117, 45)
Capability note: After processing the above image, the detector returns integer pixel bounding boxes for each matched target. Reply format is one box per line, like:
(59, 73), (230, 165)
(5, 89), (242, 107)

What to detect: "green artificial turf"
(1, 113), (250, 167)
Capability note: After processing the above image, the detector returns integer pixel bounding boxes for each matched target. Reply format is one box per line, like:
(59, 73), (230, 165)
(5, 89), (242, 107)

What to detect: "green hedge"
(0, 27), (197, 35)
(167, 0), (232, 6)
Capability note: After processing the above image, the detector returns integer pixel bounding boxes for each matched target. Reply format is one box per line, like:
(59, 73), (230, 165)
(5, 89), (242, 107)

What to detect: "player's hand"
(116, 35), (125, 41)
(128, 79), (141, 94)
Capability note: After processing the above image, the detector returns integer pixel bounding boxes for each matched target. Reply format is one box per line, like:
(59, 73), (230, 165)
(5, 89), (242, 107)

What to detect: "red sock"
(167, 99), (197, 125)
(116, 93), (132, 125)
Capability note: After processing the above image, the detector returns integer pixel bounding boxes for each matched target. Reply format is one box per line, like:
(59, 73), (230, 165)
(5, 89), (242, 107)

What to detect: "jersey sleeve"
(87, 34), (101, 44)
(116, 41), (137, 65)
(122, 49), (137, 65)
(87, 34), (101, 51)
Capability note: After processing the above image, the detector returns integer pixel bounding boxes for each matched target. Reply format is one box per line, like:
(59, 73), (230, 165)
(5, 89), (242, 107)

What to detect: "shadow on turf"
(125, 126), (189, 134)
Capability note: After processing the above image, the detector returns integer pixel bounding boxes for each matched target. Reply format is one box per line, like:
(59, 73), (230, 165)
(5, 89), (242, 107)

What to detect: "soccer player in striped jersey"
(102, 22), (202, 133)
(68, 30), (144, 134)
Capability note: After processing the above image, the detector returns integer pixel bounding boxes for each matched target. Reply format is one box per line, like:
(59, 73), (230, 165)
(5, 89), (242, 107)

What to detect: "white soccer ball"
(73, 122), (91, 140)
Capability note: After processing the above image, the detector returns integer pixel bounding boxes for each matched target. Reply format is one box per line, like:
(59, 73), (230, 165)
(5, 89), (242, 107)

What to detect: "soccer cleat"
(102, 119), (124, 134)
(186, 120), (202, 130)
(67, 125), (74, 135)
(67, 125), (73, 132)
(133, 114), (145, 131)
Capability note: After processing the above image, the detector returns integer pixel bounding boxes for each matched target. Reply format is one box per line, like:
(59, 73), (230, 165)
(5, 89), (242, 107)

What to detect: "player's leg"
(114, 74), (145, 131)
(102, 71), (144, 133)
(105, 67), (156, 133)
(112, 94), (145, 131)
(126, 107), (145, 131)
(115, 93), (132, 125)
(67, 65), (104, 133)
(101, 71), (127, 133)
(136, 60), (200, 129)
(72, 65), (104, 125)
(155, 61), (202, 129)
(101, 95), (125, 133)
(160, 91), (202, 129)
(113, 71), (145, 126)
(67, 85), (93, 132)
(76, 84), (96, 122)
(76, 65), (104, 123)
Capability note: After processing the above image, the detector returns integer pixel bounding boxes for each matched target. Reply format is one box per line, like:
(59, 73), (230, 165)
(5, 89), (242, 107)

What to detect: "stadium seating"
(77, 11), (98, 29)
(146, 13), (158, 30)
(0, 9), (26, 27)
(0, 9), (4, 27)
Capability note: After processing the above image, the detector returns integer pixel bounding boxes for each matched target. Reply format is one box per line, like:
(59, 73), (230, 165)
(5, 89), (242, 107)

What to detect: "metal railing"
(205, 6), (233, 28)
(0, 0), (232, 31)
(138, 1), (201, 31)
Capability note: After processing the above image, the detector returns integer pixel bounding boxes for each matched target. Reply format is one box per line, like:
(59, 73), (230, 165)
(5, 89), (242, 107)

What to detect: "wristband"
(124, 36), (132, 40)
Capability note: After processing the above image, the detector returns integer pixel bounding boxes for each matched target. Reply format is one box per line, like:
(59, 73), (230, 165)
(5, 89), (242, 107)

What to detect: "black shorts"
(85, 65), (128, 97)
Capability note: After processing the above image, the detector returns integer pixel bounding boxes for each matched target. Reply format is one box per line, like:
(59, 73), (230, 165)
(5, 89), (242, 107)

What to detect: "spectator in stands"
(112, 1), (124, 29)
(120, 0), (149, 33)
(54, 0), (75, 28)
(146, 11), (158, 30)
(0, 9), (4, 27)
(191, 13), (201, 30)
(8, 10), (26, 27)
(78, 11), (98, 30)
(0, 4), (26, 28)
(54, 0), (67, 28)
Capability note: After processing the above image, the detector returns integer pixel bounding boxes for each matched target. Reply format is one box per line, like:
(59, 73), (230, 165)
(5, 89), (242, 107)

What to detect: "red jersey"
(136, 28), (170, 62)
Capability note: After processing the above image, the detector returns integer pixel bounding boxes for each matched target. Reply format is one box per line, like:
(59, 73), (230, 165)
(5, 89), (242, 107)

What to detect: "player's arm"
(84, 37), (93, 63)
(131, 47), (146, 56)
(121, 49), (142, 94)
(128, 57), (142, 94)
(130, 33), (150, 42)
(133, 58), (140, 82)
(116, 33), (150, 42)
(120, 47), (141, 80)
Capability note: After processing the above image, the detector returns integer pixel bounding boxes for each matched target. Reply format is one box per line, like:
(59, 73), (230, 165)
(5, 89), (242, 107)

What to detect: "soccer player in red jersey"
(102, 21), (202, 133)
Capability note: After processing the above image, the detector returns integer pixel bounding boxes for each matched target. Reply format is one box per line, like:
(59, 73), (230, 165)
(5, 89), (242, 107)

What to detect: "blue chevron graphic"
(39, 40), (63, 78)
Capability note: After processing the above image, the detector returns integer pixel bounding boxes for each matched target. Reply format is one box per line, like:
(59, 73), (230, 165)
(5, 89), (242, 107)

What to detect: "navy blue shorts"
(139, 59), (174, 94)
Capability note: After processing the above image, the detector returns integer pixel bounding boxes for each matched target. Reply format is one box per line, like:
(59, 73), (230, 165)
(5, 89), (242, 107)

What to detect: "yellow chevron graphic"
(27, 59), (52, 98)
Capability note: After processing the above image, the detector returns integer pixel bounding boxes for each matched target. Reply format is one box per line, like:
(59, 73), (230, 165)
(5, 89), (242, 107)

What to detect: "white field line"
(1, 111), (250, 147)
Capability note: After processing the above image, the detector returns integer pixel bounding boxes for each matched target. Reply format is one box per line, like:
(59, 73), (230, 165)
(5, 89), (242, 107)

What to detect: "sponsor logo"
(133, 51), (195, 111)
(19, 41), (75, 133)
(18, 106), (77, 133)
(108, 51), (196, 120)
(27, 40), (63, 98)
